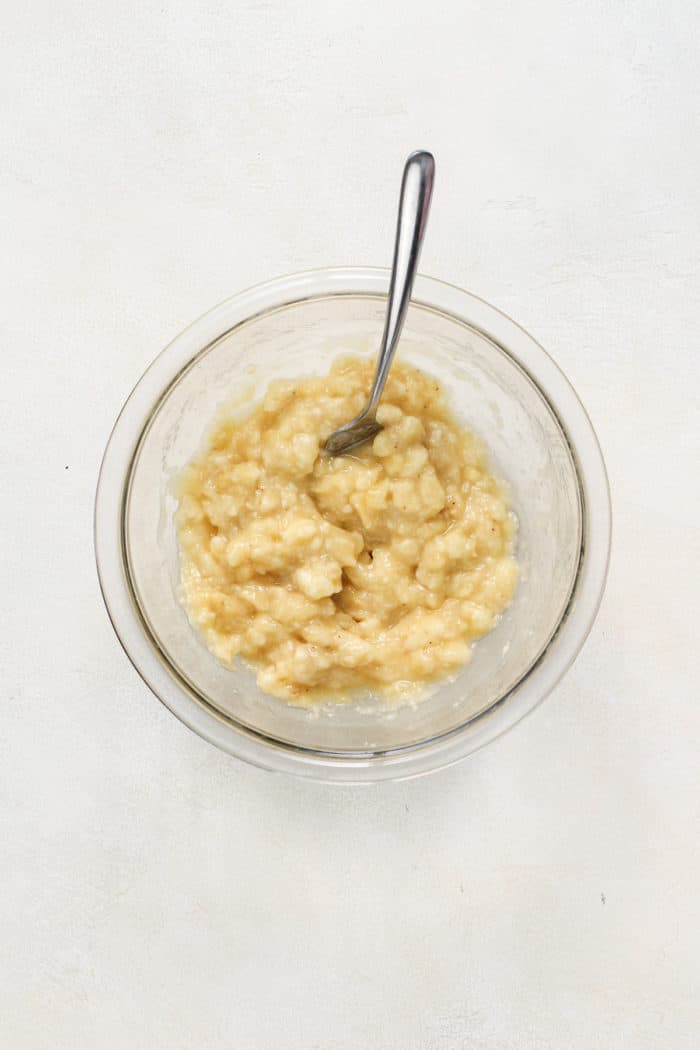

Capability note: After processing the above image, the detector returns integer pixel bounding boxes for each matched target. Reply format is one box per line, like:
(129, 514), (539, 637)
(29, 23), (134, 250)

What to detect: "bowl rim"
(94, 266), (611, 782)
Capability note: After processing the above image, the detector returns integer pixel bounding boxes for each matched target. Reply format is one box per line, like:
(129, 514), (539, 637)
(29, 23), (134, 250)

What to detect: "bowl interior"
(124, 293), (582, 754)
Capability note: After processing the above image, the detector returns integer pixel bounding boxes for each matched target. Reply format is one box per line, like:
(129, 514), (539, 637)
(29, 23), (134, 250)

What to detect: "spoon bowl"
(95, 266), (611, 780)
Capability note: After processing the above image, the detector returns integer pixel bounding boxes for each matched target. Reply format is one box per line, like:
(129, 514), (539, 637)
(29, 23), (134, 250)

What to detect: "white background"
(2, 2), (699, 1047)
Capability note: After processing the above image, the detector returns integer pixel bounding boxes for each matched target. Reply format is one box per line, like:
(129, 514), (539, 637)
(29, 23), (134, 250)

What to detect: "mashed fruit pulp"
(175, 357), (517, 703)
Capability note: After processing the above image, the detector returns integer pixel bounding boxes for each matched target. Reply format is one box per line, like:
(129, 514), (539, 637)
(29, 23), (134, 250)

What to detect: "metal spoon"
(323, 150), (435, 456)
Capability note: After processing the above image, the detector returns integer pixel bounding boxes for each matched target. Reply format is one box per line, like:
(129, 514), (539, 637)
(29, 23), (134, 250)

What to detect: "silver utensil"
(323, 150), (435, 456)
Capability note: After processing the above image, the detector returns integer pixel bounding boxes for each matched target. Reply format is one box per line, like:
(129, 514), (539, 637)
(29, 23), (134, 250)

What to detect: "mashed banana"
(176, 357), (517, 703)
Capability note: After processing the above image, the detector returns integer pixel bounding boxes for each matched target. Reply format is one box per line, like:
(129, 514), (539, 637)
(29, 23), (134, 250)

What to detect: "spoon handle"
(367, 150), (435, 413)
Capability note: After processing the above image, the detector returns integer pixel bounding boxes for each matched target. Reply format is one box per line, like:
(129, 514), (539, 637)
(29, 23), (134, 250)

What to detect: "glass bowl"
(95, 268), (611, 782)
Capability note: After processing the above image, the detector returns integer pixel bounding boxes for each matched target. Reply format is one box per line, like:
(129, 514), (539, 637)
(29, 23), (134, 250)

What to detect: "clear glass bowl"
(95, 268), (611, 781)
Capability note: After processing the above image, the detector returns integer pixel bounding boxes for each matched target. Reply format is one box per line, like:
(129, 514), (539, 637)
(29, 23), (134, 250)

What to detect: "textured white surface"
(2, 2), (699, 1047)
